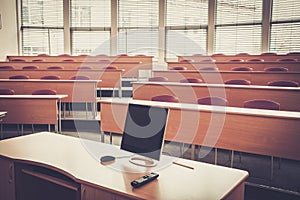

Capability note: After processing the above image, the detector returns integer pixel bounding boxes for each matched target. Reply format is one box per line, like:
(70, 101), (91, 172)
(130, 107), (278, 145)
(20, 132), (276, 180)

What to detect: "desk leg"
(58, 100), (62, 134)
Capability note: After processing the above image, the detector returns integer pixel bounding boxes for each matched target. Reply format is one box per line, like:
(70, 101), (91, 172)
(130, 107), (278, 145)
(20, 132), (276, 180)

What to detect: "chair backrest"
(151, 95), (179, 103)
(246, 58), (264, 62)
(260, 52), (277, 56)
(148, 76), (168, 82)
(117, 54), (128, 56)
(10, 59), (25, 62)
(267, 80), (299, 87)
(179, 78), (202, 83)
(0, 89), (15, 95)
(235, 53), (250, 56)
(62, 59), (75, 62)
(47, 66), (64, 70)
(229, 59), (244, 62)
(199, 66), (218, 71)
(200, 59), (216, 62)
(277, 58), (297, 62)
(58, 54), (70, 56)
(22, 66), (39, 70)
(32, 89), (57, 95)
(197, 96), (228, 106)
(224, 79), (251, 85)
(179, 59), (194, 63)
(9, 75), (30, 79)
(77, 66), (92, 70)
(101, 66), (118, 70)
(32, 59), (45, 62)
(0, 66), (14, 70)
(243, 99), (280, 110)
(231, 66), (253, 71)
(38, 54), (50, 56)
(264, 67), (288, 72)
(40, 75), (61, 80)
(286, 52), (300, 56)
(170, 66), (187, 70)
(70, 75), (90, 80)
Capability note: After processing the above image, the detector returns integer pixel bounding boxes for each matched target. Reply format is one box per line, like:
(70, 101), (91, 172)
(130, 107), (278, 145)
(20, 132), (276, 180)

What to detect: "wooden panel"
(0, 70), (120, 89)
(168, 61), (300, 71)
(0, 98), (57, 124)
(0, 80), (96, 103)
(99, 100), (300, 161)
(153, 70), (300, 85)
(132, 82), (300, 111)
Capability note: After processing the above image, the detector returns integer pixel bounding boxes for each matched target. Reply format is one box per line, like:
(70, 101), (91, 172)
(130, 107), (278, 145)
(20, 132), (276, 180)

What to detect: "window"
(270, 0), (300, 53)
(21, 0), (64, 55)
(215, 0), (263, 54)
(71, 0), (111, 55)
(118, 0), (159, 57)
(166, 0), (208, 59)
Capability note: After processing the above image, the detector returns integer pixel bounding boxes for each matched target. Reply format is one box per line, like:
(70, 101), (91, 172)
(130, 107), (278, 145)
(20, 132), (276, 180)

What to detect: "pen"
(172, 161), (194, 170)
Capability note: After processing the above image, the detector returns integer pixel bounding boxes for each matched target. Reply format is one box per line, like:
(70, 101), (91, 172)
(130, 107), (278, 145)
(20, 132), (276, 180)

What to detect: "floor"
(2, 119), (299, 200)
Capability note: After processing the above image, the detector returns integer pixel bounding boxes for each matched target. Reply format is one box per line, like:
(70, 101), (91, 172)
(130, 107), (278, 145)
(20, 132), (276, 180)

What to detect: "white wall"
(0, 0), (18, 61)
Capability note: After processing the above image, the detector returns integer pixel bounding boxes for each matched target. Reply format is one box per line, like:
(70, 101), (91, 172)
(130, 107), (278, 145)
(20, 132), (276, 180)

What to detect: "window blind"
(71, 0), (111, 27)
(270, 0), (300, 53)
(166, 0), (208, 58)
(21, 0), (64, 55)
(215, 0), (263, 54)
(22, 28), (64, 55)
(118, 0), (159, 57)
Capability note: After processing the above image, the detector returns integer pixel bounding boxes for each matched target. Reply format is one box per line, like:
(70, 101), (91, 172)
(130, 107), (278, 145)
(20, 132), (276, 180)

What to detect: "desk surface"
(0, 94), (68, 99)
(0, 132), (248, 200)
(106, 96), (300, 119)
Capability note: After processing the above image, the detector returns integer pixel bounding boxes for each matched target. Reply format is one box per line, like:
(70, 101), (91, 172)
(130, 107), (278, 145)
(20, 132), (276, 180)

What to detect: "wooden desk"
(153, 70), (300, 85)
(0, 69), (121, 91)
(0, 95), (67, 133)
(100, 98), (300, 161)
(178, 54), (300, 62)
(132, 81), (300, 112)
(0, 132), (248, 200)
(0, 79), (98, 118)
(167, 61), (300, 71)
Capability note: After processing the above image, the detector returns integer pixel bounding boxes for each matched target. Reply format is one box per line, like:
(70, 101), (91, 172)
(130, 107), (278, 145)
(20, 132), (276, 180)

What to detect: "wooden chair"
(229, 59), (244, 62)
(151, 95), (179, 103)
(179, 78), (202, 83)
(179, 59), (194, 63)
(40, 75), (61, 80)
(199, 66), (218, 71)
(9, 75), (30, 79)
(264, 67), (288, 72)
(260, 52), (277, 56)
(47, 66), (64, 70)
(10, 59), (25, 62)
(0, 66), (14, 70)
(0, 89), (15, 95)
(62, 59), (75, 62)
(70, 75), (90, 80)
(37, 53), (50, 56)
(246, 58), (264, 62)
(231, 66), (253, 71)
(197, 96), (228, 106)
(277, 58), (297, 62)
(170, 66), (187, 70)
(32, 89), (57, 95)
(22, 66), (39, 70)
(224, 79), (251, 85)
(243, 99), (280, 180)
(77, 66), (92, 70)
(32, 59), (45, 62)
(148, 76), (168, 82)
(267, 80), (299, 87)
(243, 99), (280, 110)
(101, 66), (118, 70)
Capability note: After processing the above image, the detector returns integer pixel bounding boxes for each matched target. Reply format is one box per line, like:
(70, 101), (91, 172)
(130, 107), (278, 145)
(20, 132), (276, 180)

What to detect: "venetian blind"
(214, 0), (263, 54)
(270, 0), (300, 53)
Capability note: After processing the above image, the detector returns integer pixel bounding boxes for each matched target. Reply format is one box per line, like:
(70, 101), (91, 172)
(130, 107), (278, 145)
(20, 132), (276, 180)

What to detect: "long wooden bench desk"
(0, 61), (137, 77)
(7, 55), (153, 64)
(131, 81), (300, 112)
(0, 132), (249, 200)
(178, 54), (300, 62)
(0, 79), (98, 118)
(167, 61), (300, 71)
(0, 95), (67, 133)
(0, 69), (122, 93)
(153, 70), (300, 85)
(99, 98), (300, 162)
